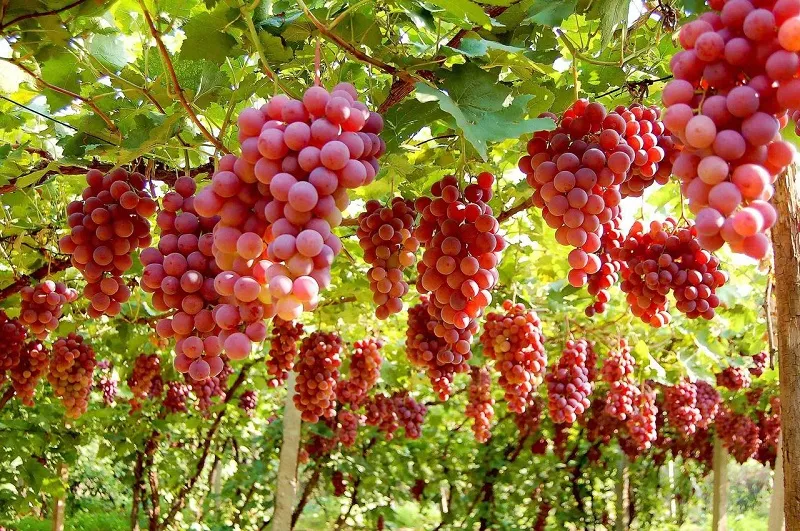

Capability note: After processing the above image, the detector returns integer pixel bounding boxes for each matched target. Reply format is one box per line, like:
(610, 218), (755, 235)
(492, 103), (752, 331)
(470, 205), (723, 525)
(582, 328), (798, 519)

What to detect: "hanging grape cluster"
(19, 281), (77, 339)
(663, 4), (798, 259)
(663, 379), (703, 437)
(546, 339), (594, 424)
(335, 408), (363, 447)
(357, 198), (418, 318)
(695, 380), (721, 428)
(294, 331), (342, 422)
(364, 391), (427, 440)
(717, 407), (761, 463)
(95, 360), (118, 407)
(617, 104), (676, 198)
(405, 296), (453, 399)
(238, 389), (257, 416)
(0, 310), (26, 384)
(749, 351), (768, 377)
(127, 353), (164, 404)
(10, 340), (49, 406)
(266, 317), (304, 386)
(625, 385), (658, 451)
(47, 333), (97, 418)
(59, 169), (154, 316)
(338, 337), (383, 408)
(465, 366), (494, 443)
(479, 300), (546, 413)
(163, 381), (190, 414)
(716, 365), (752, 389)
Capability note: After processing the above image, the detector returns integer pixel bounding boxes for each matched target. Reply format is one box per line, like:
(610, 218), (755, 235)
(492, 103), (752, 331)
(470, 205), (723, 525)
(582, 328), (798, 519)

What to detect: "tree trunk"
(712, 436), (729, 531)
(615, 453), (629, 531)
(769, 436), (786, 531)
(271, 372), (302, 530)
(771, 167), (800, 531)
(51, 463), (67, 531)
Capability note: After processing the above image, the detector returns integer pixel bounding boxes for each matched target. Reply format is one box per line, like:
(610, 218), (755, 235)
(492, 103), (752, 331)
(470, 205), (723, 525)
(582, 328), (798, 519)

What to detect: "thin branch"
(238, 0), (297, 98)
(138, 1), (230, 154)
(0, 386), (15, 411)
(0, 0), (89, 31)
(1, 57), (119, 135)
(556, 29), (620, 67)
(414, 134), (458, 147)
(0, 258), (71, 301)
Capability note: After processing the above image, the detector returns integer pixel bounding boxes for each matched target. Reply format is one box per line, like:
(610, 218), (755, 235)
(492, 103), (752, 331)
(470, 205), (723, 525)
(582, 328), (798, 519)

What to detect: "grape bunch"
(479, 300), (547, 413)
(617, 104), (677, 198)
(364, 392), (399, 439)
(335, 408), (362, 447)
(48, 333), (97, 418)
(238, 389), (257, 416)
(663, 5), (799, 259)
(357, 198), (418, 318)
(625, 385), (658, 451)
(612, 219), (728, 326)
(465, 366), (494, 443)
(695, 380), (721, 428)
(294, 331), (342, 422)
(545, 339), (594, 424)
(95, 362), (118, 407)
(756, 409), (781, 466)
(0, 310), (26, 384)
(266, 317), (304, 386)
(188, 372), (225, 413)
(746, 386), (765, 405)
(411, 480), (426, 501)
(663, 379), (702, 437)
(391, 391), (427, 440)
(514, 397), (543, 437)
(127, 354), (164, 403)
(584, 216), (625, 317)
(413, 173), (504, 397)
(19, 281), (78, 339)
(716, 365), (752, 389)
(10, 340), (49, 406)
(405, 296), (454, 400)
(338, 337), (383, 408)
(601, 338), (635, 383)
(749, 351), (768, 377)
(140, 176), (227, 381)
(716, 407), (761, 464)
(332, 471), (347, 497)
(59, 169), (155, 316)
(163, 381), (190, 414)
(605, 381), (640, 421)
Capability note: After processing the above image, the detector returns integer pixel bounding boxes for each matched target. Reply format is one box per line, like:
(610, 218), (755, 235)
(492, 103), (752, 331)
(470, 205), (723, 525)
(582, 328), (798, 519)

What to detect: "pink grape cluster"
(364, 391), (427, 440)
(601, 338), (635, 383)
(756, 409), (781, 466)
(663, 379), (703, 437)
(618, 104), (677, 198)
(188, 372), (225, 414)
(60, 169), (155, 316)
(405, 296), (456, 400)
(663, 1), (800, 259)
(336, 408), (363, 447)
(465, 366), (494, 443)
(414, 173), (505, 397)
(514, 397), (543, 437)
(584, 216), (626, 317)
(717, 407), (761, 463)
(332, 471), (347, 497)
(601, 339), (640, 422)
(238, 389), (257, 416)
(294, 331), (342, 422)
(10, 340), (49, 406)
(612, 219), (728, 326)
(163, 381), (190, 414)
(127, 354), (163, 403)
(19, 281), (77, 339)
(625, 386), (658, 451)
(479, 300), (547, 413)
(695, 380), (721, 428)
(749, 350), (768, 376)
(716, 365), (752, 389)
(47, 333), (96, 418)
(266, 317), (304, 386)
(364, 393), (399, 439)
(0, 310), (26, 385)
(95, 361), (118, 407)
(140, 177), (227, 381)
(545, 339), (594, 424)
(357, 198), (418, 318)
(338, 337), (383, 408)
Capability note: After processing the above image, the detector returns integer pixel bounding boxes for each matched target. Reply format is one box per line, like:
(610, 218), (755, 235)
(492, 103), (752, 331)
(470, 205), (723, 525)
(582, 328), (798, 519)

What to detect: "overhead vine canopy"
(0, 0), (794, 529)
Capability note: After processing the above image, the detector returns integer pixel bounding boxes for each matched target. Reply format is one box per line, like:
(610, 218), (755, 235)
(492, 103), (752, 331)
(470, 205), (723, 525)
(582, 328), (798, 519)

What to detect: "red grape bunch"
(357, 198), (418, 318)
(716, 365), (752, 389)
(59, 169), (155, 316)
(140, 176), (227, 381)
(465, 366), (494, 443)
(266, 317), (304, 386)
(338, 337), (383, 408)
(479, 300), (547, 413)
(188, 372), (226, 413)
(663, 379), (703, 437)
(238, 389), (257, 416)
(545, 339), (594, 424)
(47, 333), (97, 418)
(332, 471), (347, 497)
(514, 397), (543, 437)
(413, 173), (505, 396)
(583, 216), (626, 317)
(95, 361), (118, 407)
(756, 408), (781, 466)
(19, 281), (78, 339)
(294, 331), (343, 422)
(617, 104), (677, 198)
(601, 338), (635, 383)
(625, 385), (658, 450)
(127, 353), (164, 403)
(612, 219), (728, 327)
(663, 5), (800, 260)
(10, 340), (49, 406)
(163, 381), (190, 414)
(364, 392), (399, 439)
(0, 310), (27, 385)
(336, 408), (363, 447)
(404, 296), (455, 399)
(392, 391), (427, 439)
(749, 351), (768, 377)
(601, 339), (640, 421)
(716, 407), (761, 463)
(695, 380), (721, 428)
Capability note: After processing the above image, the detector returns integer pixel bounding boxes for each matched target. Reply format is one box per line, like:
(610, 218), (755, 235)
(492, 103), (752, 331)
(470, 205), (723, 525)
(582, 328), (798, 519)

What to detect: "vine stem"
(0, 0), (88, 32)
(1, 57), (120, 136)
(238, 0), (297, 98)
(556, 29), (620, 67)
(138, 0), (230, 154)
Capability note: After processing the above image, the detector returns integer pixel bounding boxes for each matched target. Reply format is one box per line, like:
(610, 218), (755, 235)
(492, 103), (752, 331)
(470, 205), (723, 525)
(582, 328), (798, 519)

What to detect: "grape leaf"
(425, 0), (493, 27)
(594, 0), (631, 48)
(527, 0), (577, 27)
(180, 11), (238, 64)
(450, 38), (527, 57)
(88, 33), (129, 71)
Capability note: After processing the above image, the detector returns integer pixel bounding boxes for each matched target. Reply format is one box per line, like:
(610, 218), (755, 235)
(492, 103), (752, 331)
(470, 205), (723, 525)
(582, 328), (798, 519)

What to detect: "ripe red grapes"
(338, 337), (383, 408)
(749, 350), (768, 377)
(357, 198), (418, 318)
(10, 340), (49, 406)
(294, 331), (342, 422)
(238, 389), (257, 416)
(335, 408), (362, 447)
(266, 317), (304, 386)
(717, 407), (761, 464)
(364, 391), (427, 440)
(663, 379), (702, 437)
(716, 365), (752, 389)
(60, 169), (154, 316)
(546, 339), (594, 424)
(625, 385), (658, 451)
(95, 361), (118, 407)
(695, 380), (721, 428)
(0, 310), (26, 385)
(19, 281), (77, 339)
(600, 338), (634, 383)
(405, 296), (457, 400)
(127, 353), (163, 403)
(617, 104), (677, 198)
(479, 300), (546, 413)
(465, 366), (494, 443)
(163, 381), (190, 414)
(47, 333), (97, 418)
(188, 372), (225, 413)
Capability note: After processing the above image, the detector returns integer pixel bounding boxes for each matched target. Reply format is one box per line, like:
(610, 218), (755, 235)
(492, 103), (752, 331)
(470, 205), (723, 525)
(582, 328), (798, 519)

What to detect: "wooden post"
(769, 436), (785, 531)
(771, 167), (800, 531)
(712, 436), (728, 531)
(615, 452), (628, 531)
(51, 463), (67, 531)
(271, 372), (302, 530)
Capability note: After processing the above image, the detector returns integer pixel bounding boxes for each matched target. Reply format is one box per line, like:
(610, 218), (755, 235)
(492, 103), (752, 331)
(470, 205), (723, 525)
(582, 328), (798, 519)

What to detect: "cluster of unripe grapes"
(613, 219), (728, 326)
(664, 0), (799, 259)
(10, 340), (49, 407)
(405, 296), (456, 399)
(338, 337), (383, 408)
(19, 281), (77, 339)
(60, 169), (154, 316)
(413, 173), (504, 399)
(47, 333), (96, 418)
(716, 365), (752, 389)
(140, 176), (227, 381)
(695, 380), (721, 428)
(163, 381), (190, 414)
(663, 379), (703, 437)
(545, 339), (594, 424)
(266, 317), (304, 386)
(716, 406), (761, 463)
(294, 331), (342, 422)
(357, 198), (418, 318)
(465, 366), (494, 443)
(127, 353), (163, 404)
(364, 391), (427, 440)
(479, 300), (546, 413)
(238, 389), (257, 416)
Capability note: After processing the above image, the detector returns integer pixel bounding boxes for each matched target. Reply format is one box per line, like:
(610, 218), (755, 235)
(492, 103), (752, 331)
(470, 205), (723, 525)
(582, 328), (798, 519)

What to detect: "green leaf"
(596, 0), (631, 48)
(527, 0), (577, 27)
(39, 52), (81, 111)
(450, 38), (527, 57)
(180, 12), (238, 64)
(88, 33), (129, 71)
(425, 0), (492, 27)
